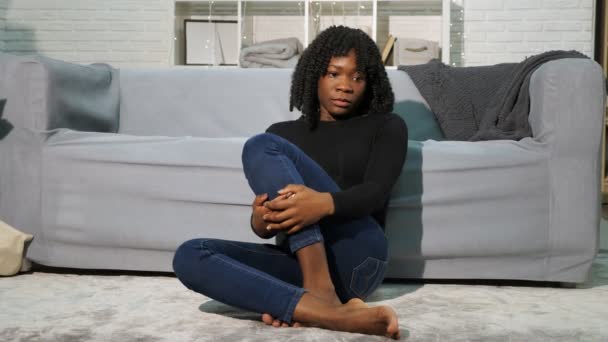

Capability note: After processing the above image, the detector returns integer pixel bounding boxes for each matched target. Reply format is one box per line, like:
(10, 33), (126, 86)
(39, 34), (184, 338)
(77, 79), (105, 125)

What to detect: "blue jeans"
(172, 133), (388, 324)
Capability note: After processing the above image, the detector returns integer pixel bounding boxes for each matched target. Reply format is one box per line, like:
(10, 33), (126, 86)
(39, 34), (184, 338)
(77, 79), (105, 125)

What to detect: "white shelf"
(172, 0), (464, 66)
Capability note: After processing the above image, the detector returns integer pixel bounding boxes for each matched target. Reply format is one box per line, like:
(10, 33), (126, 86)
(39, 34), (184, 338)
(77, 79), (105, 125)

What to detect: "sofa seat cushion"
(386, 138), (553, 278)
(41, 129), (258, 252)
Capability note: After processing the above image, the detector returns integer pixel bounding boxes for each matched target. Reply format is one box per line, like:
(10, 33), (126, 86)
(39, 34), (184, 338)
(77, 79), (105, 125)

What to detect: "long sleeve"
(330, 115), (408, 220)
(262, 114), (408, 226)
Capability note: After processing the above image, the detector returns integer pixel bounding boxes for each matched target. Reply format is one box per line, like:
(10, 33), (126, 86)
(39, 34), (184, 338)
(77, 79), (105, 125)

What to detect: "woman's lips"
(331, 99), (351, 107)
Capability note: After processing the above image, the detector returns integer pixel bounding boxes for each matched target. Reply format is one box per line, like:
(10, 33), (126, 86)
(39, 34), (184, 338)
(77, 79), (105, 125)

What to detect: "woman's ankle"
(297, 242), (334, 287)
(304, 285), (340, 305)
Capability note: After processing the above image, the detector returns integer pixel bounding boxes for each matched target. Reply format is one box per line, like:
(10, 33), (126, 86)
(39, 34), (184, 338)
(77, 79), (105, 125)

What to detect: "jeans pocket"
(349, 257), (388, 299)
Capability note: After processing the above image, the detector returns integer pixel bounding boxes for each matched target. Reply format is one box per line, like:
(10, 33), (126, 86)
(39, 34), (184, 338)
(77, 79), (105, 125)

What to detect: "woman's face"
(317, 49), (367, 121)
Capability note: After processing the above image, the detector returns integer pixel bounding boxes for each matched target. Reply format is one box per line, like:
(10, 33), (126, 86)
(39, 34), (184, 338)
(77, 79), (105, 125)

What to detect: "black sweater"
(266, 113), (408, 227)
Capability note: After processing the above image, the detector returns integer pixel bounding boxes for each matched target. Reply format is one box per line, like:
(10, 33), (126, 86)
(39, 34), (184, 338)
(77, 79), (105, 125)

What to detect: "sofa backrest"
(0, 53), (119, 133)
(118, 67), (439, 139)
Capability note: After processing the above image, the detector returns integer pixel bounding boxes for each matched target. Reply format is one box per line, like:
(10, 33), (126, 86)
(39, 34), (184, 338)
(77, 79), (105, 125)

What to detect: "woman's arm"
(263, 114), (408, 232)
(250, 193), (276, 239)
(263, 186), (334, 234)
(330, 114), (408, 220)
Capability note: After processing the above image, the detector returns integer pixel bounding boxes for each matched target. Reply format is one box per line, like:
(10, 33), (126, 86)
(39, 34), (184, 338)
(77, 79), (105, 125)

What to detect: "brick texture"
(465, 0), (594, 65)
(0, 0), (596, 67)
(1, 0), (172, 66)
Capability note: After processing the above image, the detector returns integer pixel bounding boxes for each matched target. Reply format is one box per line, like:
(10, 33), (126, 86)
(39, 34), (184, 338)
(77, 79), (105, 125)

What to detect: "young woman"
(173, 25), (408, 339)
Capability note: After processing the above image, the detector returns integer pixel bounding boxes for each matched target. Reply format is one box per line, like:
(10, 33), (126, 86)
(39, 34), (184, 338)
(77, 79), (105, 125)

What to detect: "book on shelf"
(381, 35), (396, 65)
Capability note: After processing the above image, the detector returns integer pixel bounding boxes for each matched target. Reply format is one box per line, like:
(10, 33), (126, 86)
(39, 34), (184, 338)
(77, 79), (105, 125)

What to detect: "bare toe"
(281, 322), (289, 327)
(383, 307), (401, 340)
(262, 313), (274, 325)
(292, 322), (302, 328)
(272, 319), (281, 328)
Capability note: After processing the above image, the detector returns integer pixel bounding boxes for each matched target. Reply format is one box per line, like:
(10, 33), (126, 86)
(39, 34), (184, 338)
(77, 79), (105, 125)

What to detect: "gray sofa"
(0, 53), (604, 283)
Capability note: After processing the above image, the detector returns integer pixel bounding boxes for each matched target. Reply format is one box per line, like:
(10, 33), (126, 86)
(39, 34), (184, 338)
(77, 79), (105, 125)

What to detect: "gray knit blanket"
(398, 50), (588, 141)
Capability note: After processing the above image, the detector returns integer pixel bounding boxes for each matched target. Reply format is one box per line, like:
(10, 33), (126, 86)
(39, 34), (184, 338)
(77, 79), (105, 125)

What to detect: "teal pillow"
(393, 100), (444, 141)
(386, 101), (437, 253)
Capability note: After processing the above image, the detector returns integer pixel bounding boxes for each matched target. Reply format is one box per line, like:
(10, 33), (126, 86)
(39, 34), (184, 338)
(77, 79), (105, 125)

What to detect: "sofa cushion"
(393, 101), (444, 142)
(387, 70), (444, 141)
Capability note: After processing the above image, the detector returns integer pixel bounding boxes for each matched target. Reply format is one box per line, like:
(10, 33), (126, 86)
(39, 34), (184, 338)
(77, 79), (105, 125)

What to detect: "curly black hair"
(289, 25), (394, 129)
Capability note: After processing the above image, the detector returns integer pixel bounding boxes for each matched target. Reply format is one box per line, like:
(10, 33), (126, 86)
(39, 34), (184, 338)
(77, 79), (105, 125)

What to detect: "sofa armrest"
(528, 58), (605, 153)
(0, 53), (119, 133)
(528, 58), (604, 277)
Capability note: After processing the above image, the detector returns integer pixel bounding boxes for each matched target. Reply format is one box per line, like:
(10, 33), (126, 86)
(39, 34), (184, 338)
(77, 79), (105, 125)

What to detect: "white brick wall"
(0, 0), (597, 67)
(1, 0), (172, 66)
(464, 0), (595, 66)
(0, 2), (6, 52)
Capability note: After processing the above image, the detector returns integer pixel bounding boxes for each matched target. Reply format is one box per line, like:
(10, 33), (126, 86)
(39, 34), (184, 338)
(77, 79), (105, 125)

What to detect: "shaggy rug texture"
(1, 250), (607, 342)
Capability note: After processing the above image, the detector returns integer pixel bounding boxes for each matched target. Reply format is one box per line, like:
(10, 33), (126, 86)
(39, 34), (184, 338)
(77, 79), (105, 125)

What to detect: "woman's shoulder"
(265, 116), (307, 134)
(365, 112), (407, 130)
(370, 112), (408, 141)
(381, 112), (406, 123)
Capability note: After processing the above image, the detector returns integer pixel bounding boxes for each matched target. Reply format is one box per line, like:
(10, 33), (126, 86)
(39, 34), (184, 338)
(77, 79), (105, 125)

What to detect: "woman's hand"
(251, 193), (275, 239)
(263, 184), (335, 235)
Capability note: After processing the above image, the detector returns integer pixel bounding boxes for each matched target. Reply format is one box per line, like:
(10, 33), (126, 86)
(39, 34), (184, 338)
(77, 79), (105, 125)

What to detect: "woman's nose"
(336, 79), (353, 93)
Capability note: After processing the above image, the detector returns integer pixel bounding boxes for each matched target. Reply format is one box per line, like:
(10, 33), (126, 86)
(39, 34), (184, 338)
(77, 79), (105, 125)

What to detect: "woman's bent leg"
(172, 238), (304, 323)
(241, 133), (341, 253)
(288, 219), (399, 339)
(242, 133), (344, 304)
(322, 216), (389, 303)
(173, 237), (400, 338)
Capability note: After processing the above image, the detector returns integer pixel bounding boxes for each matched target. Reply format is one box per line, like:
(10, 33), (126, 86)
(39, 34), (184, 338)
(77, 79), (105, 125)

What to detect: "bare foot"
(293, 293), (401, 339)
(261, 313), (302, 328)
(261, 298), (398, 339)
(260, 297), (370, 329)
(344, 297), (369, 309)
(260, 288), (341, 328)
(332, 304), (400, 339)
(305, 285), (341, 306)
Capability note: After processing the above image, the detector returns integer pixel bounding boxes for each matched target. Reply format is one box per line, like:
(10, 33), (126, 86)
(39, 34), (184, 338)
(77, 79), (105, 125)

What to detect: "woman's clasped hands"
(257, 184), (335, 235)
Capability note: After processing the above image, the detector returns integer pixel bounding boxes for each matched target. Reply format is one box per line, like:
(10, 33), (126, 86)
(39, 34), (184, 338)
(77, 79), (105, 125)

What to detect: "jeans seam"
(349, 257), (382, 298)
(211, 253), (303, 323)
(283, 288), (306, 323)
(289, 232), (323, 253)
(220, 240), (287, 256)
(202, 242), (296, 290)
(277, 153), (300, 194)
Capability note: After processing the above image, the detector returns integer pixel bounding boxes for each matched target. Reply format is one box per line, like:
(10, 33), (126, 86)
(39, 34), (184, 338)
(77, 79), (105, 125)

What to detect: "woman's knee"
(172, 238), (214, 277)
(242, 133), (284, 164)
(243, 133), (279, 156)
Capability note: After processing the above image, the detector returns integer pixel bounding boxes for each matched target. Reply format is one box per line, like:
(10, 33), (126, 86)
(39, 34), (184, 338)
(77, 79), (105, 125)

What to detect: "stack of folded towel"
(239, 37), (303, 68)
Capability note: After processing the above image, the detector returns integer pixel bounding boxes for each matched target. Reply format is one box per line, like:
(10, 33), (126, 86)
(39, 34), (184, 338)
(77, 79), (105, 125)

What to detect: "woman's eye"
(327, 72), (337, 78)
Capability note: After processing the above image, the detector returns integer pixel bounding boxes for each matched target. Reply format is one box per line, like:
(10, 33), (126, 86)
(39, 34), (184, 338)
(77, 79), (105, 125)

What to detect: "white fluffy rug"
(1, 252), (607, 342)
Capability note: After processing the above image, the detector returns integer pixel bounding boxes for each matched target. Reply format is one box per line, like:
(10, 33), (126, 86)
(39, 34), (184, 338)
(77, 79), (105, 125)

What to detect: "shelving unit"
(172, 0), (465, 67)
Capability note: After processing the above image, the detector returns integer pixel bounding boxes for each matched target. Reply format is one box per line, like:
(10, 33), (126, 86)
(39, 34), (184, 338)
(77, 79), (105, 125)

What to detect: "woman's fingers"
(286, 225), (303, 235)
(263, 208), (295, 223)
(278, 184), (305, 195)
(253, 193), (268, 206)
(266, 218), (298, 232)
(264, 197), (293, 210)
